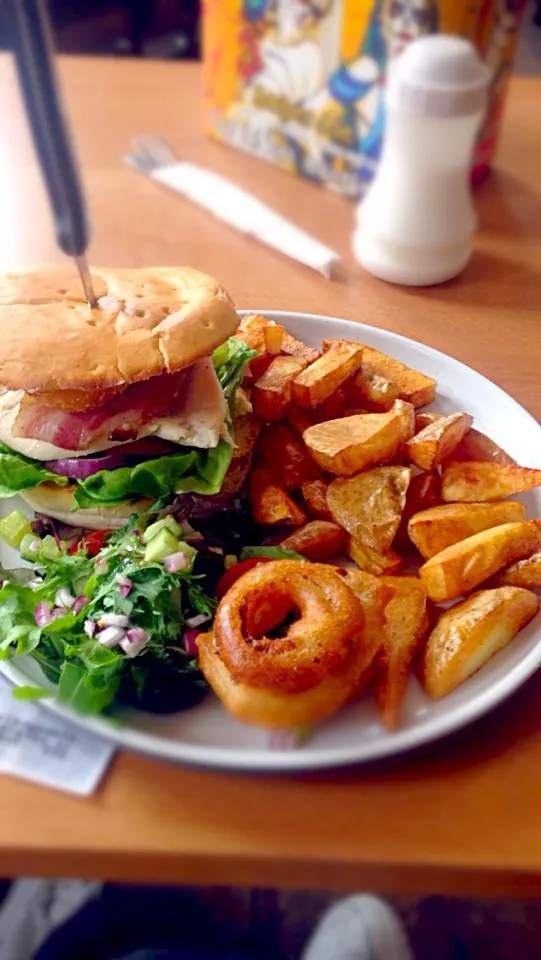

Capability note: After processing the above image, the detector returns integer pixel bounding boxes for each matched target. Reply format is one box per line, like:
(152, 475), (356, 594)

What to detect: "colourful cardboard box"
(204, 0), (526, 198)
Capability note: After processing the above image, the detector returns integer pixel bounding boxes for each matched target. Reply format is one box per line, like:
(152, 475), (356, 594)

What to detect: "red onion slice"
(44, 438), (182, 479)
(183, 627), (200, 658)
(163, 552), (188, 573)
(34, 602), (52, 627)
(71, 595), (89, 615)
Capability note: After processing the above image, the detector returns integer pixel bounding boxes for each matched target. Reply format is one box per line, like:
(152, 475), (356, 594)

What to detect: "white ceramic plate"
(1, 310), (541, 772)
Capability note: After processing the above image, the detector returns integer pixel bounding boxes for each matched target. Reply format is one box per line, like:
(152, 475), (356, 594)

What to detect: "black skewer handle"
(6, 0), (90, 257)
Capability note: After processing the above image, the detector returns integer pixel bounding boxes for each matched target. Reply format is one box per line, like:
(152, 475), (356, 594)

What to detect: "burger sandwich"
(0, 266), (254, 528)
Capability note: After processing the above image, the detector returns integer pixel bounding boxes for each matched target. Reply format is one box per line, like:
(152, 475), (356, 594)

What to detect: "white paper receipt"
(0, 680), (115, 794)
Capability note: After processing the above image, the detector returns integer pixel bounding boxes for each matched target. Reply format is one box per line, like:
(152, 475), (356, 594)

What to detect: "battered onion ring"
(212, 560), (364, 695)
(197, 629), (368, 729)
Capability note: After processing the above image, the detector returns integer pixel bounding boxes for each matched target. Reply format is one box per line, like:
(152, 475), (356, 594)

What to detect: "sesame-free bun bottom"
(20, 484), (152, 530)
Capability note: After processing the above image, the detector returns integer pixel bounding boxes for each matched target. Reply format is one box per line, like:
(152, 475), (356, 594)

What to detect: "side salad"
(0, 507), (298, 716)
(0, 510), (212, 715)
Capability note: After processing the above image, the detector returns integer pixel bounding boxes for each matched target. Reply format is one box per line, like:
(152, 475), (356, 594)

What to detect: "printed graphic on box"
(204, 0), (525, 198)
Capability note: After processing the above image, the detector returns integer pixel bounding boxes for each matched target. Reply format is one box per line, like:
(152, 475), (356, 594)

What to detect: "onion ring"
(197, 629), (370, 729)
(212, 560), (364, 696)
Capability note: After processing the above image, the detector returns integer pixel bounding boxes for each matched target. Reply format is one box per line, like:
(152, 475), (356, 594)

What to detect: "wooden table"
(0, 55), (541, 897)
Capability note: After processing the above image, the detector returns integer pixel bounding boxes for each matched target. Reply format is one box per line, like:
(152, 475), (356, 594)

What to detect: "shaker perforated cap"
(387, 35), (490, 117)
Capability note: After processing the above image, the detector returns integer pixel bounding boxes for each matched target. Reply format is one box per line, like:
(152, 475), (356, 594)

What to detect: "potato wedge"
(414, 412), (443, 432)
(376, 576), (429, 730)
(232, 411), (261, 459)
(405, 412), (473, 470)
(327, 466), (411, 553)
(251, 355), (308, 422)
(394, 399), (416, 444)
(347, 537), (403, 576)
(220, 454), (252, 496)
(281, 330), (320, 365)
(449, 428), (515, 465)
(286, 406), (315, 437)
(418, 520), (541, 602)
(218, 411), (261, 496)
(279, 521), (346, 562)
(291, 341), (363, 409)
(335, 568), (386, 689)
(395, 471), (441, 550)
(314, 386), (348, 421)
(238, 313), (284, 355)
(408, 501), (526, 559)
(258, 423), (321, 490)
(441, 462), (541, 502)
(361, 345), (436, 407)
(343, 368), (399, 412)
(243, 354), (274, 383)
(303, 408), (403, 476)
(422, 587), (539, 699)
(249, 467), (307, 525)
(300, 479), (333, 521)
(492, 552), (541, 589)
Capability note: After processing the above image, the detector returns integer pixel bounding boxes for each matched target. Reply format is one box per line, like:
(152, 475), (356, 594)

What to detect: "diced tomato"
(69, 529), (109, 557)
(216, 557), (273, 599)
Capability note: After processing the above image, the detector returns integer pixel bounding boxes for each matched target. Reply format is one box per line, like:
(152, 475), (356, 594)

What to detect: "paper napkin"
(0, 679), (114, 795)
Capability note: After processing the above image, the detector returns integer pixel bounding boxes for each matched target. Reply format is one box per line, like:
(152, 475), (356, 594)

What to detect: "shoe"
(302, 894), (414, 960)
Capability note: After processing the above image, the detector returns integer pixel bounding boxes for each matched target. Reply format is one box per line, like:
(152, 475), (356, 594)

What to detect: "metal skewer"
(5, 0), (97, 307)
(74, 255), (97, 309)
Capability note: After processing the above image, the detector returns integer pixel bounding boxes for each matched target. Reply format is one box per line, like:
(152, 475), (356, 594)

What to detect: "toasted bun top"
(0, 266), (239, 394)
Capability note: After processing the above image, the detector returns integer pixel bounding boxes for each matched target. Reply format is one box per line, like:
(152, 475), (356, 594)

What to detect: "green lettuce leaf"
(0, 443), (68, 498)
(73, 440), (233, 508)
(212, 336), (256, 408)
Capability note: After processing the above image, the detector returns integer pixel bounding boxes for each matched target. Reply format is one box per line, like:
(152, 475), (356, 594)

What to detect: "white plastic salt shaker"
(353, 35), (490, 286)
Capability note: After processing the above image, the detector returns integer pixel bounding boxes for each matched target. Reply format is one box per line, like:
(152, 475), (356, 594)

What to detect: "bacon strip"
(14, 368), (190, 451)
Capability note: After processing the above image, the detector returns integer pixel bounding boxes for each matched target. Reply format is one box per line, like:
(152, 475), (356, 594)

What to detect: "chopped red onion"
(120, 627), (149, 658)
(36, 599), (70, 627)
(41, 607), (67, 624)
(34, 602), (53, 627)
(99, 613), (129, 628)
(183, 627), (200, 658)
(54, 587), (75, 610)
(185, 613), (210, 629)
(208, 547), (224, 556)
(97, 625), (126, 648)
(84, 619), (96, 638)
(95, 559), (108, 576)
(163, 551), (188, 573)
(115, 573), (132, 598)
(71, 595), (89, 615)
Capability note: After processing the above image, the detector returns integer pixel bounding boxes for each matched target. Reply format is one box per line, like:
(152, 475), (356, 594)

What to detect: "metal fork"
(126, 135), (177, 173)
